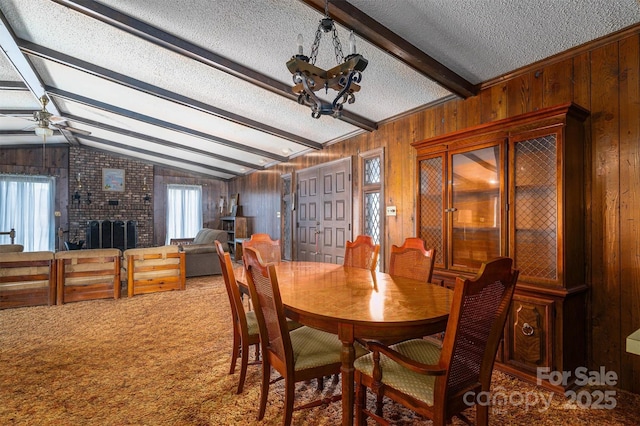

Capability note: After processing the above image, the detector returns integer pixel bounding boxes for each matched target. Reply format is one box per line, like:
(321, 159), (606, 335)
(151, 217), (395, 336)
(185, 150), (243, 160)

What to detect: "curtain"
(0, 174), (55, 251)
(165, 184), (202, 244)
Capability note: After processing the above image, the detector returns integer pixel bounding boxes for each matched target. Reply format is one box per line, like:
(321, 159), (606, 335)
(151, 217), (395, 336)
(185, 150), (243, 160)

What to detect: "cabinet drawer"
(504, 294), (554, 374)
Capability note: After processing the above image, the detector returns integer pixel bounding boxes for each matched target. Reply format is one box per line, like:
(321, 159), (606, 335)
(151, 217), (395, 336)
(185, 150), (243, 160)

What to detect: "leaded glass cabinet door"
(418, 154), (446, 268)
(510, 128), (561, 284)
(449, 143), (504, 272)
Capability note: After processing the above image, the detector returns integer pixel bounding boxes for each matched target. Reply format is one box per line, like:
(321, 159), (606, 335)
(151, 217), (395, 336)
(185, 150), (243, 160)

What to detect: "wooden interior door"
(281, 173), (293, 261)
(295, 158), (352, 263)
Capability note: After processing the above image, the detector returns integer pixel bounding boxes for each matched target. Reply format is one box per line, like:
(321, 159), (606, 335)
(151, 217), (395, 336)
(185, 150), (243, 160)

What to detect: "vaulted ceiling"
(1, 0), (639, 180)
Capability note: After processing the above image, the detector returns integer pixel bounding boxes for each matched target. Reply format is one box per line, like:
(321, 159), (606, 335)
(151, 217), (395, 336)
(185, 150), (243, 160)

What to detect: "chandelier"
(286, 1), (367, 119)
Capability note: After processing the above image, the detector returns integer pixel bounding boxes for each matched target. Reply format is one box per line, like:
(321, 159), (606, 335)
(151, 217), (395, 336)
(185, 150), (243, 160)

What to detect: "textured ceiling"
(0, 0), (638, 180)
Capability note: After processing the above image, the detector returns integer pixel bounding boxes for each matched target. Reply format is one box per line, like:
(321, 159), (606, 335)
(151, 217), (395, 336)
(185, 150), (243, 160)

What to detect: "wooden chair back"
(243, 233), (281, 264)
(389, 237), (435, 283)
(435, 257), (519, 419)
(344, 235), (380, 271)
(242, 247), (293, 373)
(216, 240), (261, 393)
(215, 240), (245, 338)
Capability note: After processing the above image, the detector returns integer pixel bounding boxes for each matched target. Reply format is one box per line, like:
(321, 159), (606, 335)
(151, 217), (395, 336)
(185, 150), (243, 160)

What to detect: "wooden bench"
(55, 249), (121, 304)
(0, 251), (56, 309)
(123, 246), (186, 297)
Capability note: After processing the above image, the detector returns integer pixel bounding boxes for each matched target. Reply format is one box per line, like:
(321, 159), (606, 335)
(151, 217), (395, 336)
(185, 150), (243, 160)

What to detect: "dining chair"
(243, 233), (282, 264)
(215, 240), (261, 394)
(388, 237), (435, 284)
(343, 234), (380, 272)
(242, 246), (367, 425)
(354, 257), (519, 426)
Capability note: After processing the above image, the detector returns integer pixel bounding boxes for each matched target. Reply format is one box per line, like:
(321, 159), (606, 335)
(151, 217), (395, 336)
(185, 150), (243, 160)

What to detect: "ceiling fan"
(29, 95), (91, 137)
(0, 95), (91, 137)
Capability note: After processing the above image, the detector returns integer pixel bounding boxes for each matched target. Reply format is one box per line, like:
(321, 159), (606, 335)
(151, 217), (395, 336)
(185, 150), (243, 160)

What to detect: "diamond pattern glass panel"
(514, 135), (557, 280)
(364, 191), (381, 270)
(364, 157), (381, 185)
(364, 192), (380, 244)
(283, 177), (292, 260)
(419, 157), (443, 265)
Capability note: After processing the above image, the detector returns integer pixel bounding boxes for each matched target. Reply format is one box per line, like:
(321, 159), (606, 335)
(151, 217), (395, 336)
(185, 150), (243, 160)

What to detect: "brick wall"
(68, 146), (153, 247)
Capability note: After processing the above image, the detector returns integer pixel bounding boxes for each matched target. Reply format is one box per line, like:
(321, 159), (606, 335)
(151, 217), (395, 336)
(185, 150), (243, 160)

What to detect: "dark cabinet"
(220, 216), (247, 260)
(413, 103), (589, 391)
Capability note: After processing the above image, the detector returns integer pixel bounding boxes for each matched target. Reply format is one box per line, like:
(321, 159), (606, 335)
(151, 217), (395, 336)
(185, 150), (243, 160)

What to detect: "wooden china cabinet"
(412, 103), (589, 391)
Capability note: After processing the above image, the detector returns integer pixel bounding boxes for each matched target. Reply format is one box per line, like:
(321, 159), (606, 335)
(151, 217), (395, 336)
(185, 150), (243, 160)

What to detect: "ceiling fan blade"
(54, 123), (91, 135)
(0, 111), (35, 121)
(20, 123), (37, 131)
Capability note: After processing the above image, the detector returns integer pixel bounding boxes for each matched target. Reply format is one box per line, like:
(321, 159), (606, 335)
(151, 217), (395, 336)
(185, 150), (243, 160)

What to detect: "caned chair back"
(243, 233), (281, 263)
(389, 237), (435, 283)
(437, 257), (519, 404)
(242, 247), (292, 370)
(353, 257), (518, 426)
(344, 235), (380, 271)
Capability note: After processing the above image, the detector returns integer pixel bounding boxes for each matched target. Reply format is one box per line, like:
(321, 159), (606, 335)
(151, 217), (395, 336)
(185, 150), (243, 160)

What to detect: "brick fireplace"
(68, 146), (153, 248)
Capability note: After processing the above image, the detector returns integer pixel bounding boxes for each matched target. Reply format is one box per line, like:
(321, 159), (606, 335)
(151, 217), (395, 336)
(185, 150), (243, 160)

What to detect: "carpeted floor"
(1, 275), (639, 425)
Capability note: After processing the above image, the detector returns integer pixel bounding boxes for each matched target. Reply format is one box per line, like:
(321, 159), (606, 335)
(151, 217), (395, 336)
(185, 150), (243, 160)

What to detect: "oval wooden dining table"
(234, 261), (454, 426)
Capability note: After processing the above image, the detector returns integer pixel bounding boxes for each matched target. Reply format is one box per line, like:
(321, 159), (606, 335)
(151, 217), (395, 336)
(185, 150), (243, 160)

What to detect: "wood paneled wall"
(152, 166), (228, 247)
(230, 26), (640, 392)
(0, 147), (229, 248)
(0, 145), (69, 249)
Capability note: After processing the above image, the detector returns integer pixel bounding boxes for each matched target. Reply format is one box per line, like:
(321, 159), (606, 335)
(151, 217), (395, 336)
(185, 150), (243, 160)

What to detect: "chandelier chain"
(331, 26), (345, 64)
(309, 21), (346, 66)
(310, 25), (323, 65)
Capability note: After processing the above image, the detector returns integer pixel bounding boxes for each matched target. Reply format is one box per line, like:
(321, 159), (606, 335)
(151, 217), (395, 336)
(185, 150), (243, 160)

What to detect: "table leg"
(338, 323), (355, 426)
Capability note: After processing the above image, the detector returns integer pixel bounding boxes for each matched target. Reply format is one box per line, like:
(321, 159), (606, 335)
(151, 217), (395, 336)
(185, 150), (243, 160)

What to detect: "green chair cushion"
(290, 326), (367, 371)
(244, 311), (300, 337)
(245, 310), (259, 336)
(353, 338), (442, 406)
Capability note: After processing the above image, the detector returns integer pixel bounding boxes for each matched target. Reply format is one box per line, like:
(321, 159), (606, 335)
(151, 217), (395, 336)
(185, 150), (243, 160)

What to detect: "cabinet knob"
(522, 322), (535, 336)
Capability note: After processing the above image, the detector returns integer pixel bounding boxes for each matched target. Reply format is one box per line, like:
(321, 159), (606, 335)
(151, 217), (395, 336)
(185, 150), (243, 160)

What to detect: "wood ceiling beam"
(0, 109), (34, 116)
(0, 81), (28, 90)
(0, 10), (77, 147)
(0, 130), (60, 136)
(45, 86), (289, 163)
(81, 139), (236, 181)
(80, 134), (242, 178)
(300, 0), (478, 99)
(50, 0), (377, 132)
(19, 39), (322, 151)
(62, 113), (265, 171)
(0, 13), (51, 103)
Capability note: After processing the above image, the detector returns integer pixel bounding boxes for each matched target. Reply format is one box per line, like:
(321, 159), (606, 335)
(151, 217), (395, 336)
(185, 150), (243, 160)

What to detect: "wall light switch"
(386, 206), (397, 216)
(276, 211), (281, 218)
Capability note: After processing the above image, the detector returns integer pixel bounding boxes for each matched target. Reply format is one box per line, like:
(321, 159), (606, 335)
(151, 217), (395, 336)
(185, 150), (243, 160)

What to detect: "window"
(360, 149), (384, 271)
(0, 174), (55, 251)
(165, 184), (202, 244)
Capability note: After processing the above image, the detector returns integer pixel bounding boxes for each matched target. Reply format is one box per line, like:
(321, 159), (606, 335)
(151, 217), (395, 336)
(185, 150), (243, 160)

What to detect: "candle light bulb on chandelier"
(349, 31), (357, 55)
(296, 33), (304, 56)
